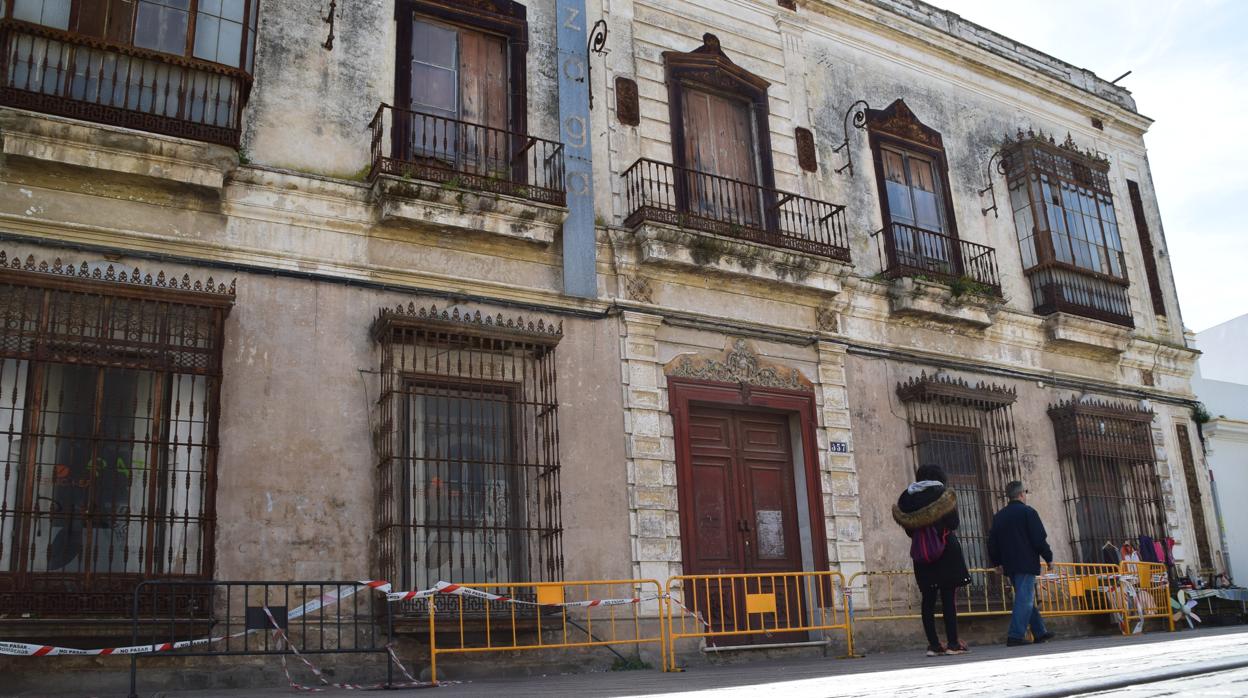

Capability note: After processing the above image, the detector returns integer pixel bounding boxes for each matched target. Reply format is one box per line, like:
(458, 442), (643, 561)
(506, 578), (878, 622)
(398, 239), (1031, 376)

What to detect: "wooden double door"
(682, 406), (806, 643)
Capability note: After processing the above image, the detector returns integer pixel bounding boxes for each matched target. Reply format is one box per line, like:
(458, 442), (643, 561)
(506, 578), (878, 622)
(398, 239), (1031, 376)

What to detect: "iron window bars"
(1002, 131), (1132, 327)
(373, 304), (563, 614)
(1049, 398), (1165, 564)
(897, 372), (1021, 575)
(0, 251), (233, 618)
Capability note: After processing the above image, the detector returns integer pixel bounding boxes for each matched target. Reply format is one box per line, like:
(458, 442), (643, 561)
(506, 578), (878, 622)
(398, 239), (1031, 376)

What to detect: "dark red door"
(684, 407), (804, 643)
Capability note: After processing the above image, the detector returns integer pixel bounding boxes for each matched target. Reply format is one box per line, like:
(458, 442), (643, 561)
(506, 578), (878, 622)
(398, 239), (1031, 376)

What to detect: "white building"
(1194, 313), (1248, 581)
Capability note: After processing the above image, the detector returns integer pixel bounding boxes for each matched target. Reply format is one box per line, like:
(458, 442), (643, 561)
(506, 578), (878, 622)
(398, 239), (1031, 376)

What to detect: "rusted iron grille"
(898, 373), (1021, 575)
(368, 103), (566, 206)
(374, 306), (563, 611)
(1174, 424), (1211, 570)
(874, 222), (1001, 294)
(0, 19), (249, 147)
(621, 157), (852, 263)
(1003, 134), (1133, 327)
(0, 259), (230, 617)
(1049, 400), (1165, 564)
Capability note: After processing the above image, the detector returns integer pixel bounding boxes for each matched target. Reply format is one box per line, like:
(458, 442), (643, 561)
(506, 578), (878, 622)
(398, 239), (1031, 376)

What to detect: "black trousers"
(920, 585), (959, 648)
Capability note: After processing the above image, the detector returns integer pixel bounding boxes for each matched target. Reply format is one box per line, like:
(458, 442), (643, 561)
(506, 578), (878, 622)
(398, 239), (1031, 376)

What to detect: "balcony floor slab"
(371, 175), (566, 246)
(886, 277), (999, 328)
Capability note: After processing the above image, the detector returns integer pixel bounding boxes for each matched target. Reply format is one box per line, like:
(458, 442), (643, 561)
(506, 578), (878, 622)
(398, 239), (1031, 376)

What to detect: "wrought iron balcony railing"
(874, 222), (1002, 295)
(1027, 262), (1134, 327)
(368, 104), (566, 207)
(0, 19), (250, 147)
(621, 158), (851, 263)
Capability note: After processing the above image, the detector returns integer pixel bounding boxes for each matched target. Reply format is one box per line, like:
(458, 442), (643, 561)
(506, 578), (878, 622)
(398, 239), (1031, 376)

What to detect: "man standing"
(987, 481), (1056, 646)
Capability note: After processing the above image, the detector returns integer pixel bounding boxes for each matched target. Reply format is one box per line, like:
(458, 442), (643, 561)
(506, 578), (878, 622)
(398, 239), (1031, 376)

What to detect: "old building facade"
(0, 0), (1219, 686)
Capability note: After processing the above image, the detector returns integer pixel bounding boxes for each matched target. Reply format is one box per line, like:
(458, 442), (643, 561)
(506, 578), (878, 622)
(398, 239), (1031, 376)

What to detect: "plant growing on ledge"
(1192, 402), (1211, 425)
(947, 274), (995, 299)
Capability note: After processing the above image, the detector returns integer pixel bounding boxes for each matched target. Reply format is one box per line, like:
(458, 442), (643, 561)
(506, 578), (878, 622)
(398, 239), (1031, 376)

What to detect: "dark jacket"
(987, 500), (1053, 576)
(892, 484), (971, 590)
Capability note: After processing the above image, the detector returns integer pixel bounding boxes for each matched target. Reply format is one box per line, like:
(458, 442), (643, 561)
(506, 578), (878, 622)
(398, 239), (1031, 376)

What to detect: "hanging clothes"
(1139, 535), (1159, 563)
(1121, 542), (1140, 562)
(1102, 542), (1122, 565)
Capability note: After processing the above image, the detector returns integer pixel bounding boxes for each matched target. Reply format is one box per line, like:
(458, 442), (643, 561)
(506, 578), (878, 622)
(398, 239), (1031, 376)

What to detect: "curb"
(1018, 655), (1248, 697)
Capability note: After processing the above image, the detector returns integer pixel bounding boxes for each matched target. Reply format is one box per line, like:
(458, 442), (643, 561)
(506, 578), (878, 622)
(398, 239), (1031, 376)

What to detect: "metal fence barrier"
(413, 579), (666, 683)
(1120, 561), (1176, 633)
(664, 571), (853, 670)
(846, 562), (1174, 637)
(128, 580), (393, 697)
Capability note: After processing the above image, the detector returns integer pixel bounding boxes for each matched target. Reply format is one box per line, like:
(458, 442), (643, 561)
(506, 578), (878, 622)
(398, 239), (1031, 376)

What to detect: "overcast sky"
(933, 0), (1247, 333)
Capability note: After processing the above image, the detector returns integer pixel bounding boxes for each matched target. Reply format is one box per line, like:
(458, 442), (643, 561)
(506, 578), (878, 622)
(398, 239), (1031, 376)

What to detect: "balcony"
(0, 19), (249, 148)
(367, 104), (568, 244)
(621, 158), (851, 263)
(1028, 263), (1134, 328)
(873, 223), (1003, 327)
(875, 223), (1002, 295)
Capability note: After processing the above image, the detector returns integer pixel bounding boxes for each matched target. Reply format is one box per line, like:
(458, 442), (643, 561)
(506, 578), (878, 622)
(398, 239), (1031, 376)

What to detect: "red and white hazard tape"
(387, 580), (662, 608)
(0, 580), (390, 657)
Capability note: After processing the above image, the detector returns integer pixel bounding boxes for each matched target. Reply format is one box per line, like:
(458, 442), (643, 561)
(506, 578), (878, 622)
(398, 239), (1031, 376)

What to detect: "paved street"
(102, 626), (1248, 698)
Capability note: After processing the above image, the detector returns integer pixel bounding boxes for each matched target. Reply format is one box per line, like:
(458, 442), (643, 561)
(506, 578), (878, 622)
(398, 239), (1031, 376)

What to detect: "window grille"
(373, 305), (563, 605)
(1049, 399), (1165, 563)
(1175, 423), (1211, 570)
(897, 373), (1021, 572)
(0, 252), (232, 617)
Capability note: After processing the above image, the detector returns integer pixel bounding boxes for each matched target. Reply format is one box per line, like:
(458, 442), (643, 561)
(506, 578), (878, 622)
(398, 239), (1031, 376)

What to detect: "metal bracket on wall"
(979, 148), (1006, 217)
(586, 19), (609, 109)
(832, 100), (870, 177)
(322, 1), (336, 50)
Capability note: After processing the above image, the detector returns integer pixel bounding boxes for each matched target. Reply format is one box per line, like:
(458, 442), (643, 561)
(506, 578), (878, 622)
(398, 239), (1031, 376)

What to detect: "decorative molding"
(0, 250), (236, 296)
(815, 305), (839, 333)
(615, 76), (640, 126)
(374, 303), (562, 342)
(865, 99), (943, 150)
(896, 371), (1017, 410)
(663, 33), (771, 93)
(1048, 397), (1154, 423)
(623, 274), (654, 304)
(665, 338), (813, 391)
(795, 127), (818, 172)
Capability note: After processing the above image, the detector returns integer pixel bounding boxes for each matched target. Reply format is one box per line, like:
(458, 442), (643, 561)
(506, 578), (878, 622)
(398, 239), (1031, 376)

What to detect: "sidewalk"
(119, 626), (1248, 698)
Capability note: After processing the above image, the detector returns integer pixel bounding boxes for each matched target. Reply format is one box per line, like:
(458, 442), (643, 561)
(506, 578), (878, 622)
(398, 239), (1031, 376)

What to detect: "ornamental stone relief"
(665, 338), (813, 391)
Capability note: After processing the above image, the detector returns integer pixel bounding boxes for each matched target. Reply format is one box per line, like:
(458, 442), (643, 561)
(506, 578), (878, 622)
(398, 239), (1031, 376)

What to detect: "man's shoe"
(1005, 637), (1030, 647)
(1032, 632), (1055, 643)
(944, 641), (969, 655)
(926, 644), (947, 657)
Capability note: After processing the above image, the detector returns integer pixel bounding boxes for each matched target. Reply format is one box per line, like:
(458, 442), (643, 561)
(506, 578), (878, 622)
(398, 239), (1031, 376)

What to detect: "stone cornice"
(785, 0), (1153, 135)
(1205, 418), (1248, 444)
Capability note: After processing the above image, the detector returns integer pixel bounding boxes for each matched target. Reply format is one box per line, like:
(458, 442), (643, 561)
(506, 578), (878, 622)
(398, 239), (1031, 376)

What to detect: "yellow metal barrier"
(1119, 561), (1175, 633)
(847, 563), (1136, 634)
(422, 579), (666, 683)
(664, 571), (853, 670)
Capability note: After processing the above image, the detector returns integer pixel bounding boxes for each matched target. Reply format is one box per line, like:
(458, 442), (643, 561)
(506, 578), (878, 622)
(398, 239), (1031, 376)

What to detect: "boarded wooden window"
(408, 17), (508, 131)
(1176, 424), (1211, 570)
(1127, 180), (1167, 317)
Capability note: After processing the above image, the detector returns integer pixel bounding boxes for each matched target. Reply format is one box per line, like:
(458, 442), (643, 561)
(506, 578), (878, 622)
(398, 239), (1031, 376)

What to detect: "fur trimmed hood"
(892, 488), (957, 530)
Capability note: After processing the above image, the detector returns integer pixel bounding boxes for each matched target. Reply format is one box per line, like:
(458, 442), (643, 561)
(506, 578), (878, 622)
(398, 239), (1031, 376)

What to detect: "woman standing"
(892, 464), (972, 656)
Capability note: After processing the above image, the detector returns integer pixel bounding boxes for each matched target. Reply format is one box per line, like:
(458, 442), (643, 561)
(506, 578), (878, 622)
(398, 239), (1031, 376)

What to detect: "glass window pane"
(134, 3), (190, 56)
(411, 64), (457, 114)
(193, 14), (220, 61)
(200, 0), (222, 15)
(12, 0), (71, 29)
(216, 19), (242, 67)
(412, 20), (457, 68)
(886, 180), (915, 226)
(222, 0), (245, 22)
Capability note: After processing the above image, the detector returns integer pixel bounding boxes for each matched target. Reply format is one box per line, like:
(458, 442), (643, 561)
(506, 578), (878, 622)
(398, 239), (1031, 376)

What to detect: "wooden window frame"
(3, 0), (260, 71)
(866, 100), (962, 271)
(663, 33), (777, 213)
(394, 0), (528, 139)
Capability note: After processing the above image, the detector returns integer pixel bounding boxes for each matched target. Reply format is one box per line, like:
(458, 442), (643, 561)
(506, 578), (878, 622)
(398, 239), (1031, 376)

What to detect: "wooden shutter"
(76, 0), (136, 43)
(458, 29), (508, 132)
